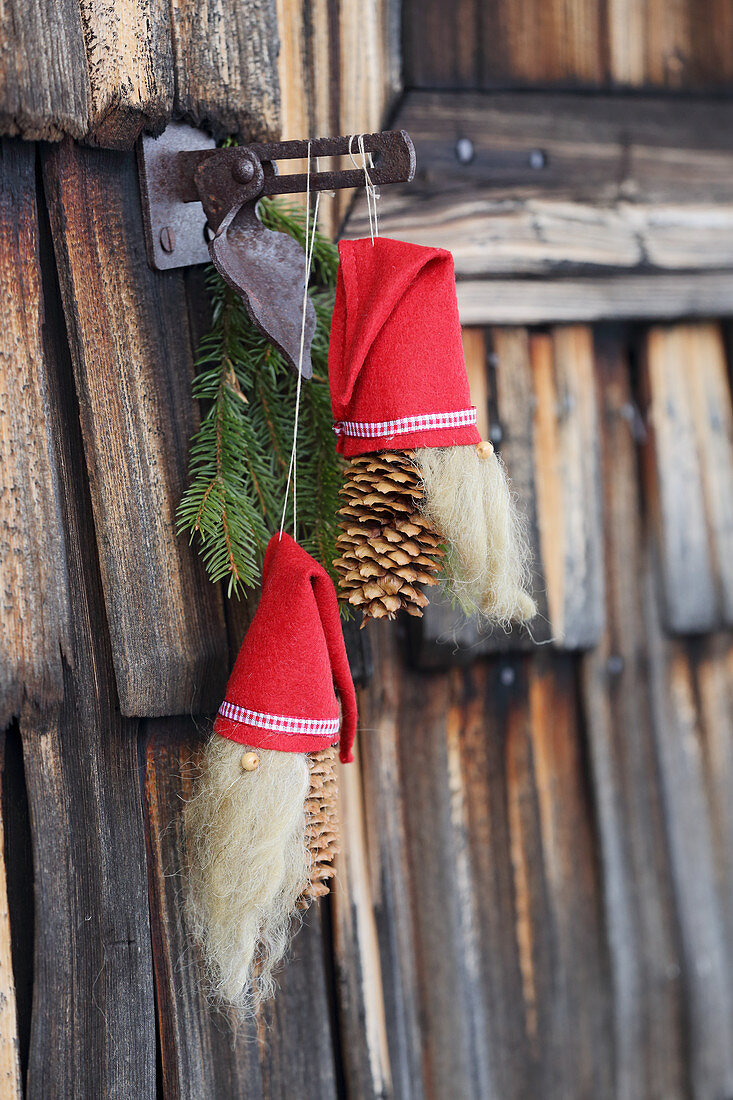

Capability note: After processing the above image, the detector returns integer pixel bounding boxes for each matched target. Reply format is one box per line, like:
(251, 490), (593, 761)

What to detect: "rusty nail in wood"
(159, 226), (176, 252)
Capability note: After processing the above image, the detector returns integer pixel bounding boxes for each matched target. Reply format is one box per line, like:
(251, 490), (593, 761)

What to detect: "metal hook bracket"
(137, 123), (415, 374)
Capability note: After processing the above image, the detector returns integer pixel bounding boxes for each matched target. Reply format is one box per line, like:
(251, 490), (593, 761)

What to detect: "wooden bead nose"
(240, 751), (260, 772)
(476, 440), (494, 460)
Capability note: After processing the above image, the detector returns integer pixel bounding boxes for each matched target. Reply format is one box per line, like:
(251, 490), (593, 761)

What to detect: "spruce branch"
(177, 199), (344, 600)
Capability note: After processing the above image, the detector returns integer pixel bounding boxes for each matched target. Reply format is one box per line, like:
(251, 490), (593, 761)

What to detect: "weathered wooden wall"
(402, 0), (733, 90)
(1, 3), (732, 1099)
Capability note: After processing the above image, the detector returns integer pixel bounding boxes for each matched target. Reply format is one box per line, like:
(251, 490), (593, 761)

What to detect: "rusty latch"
(137, 123), (415, 376)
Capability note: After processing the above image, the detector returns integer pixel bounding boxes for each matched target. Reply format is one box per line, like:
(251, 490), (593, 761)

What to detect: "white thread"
(279, 144), (321, 539)
(348, 134), (379, 245)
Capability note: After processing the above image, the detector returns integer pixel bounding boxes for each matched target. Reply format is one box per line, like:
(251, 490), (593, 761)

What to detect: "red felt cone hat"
(329, 237), (481, 456)
(214, 533), (357, 763)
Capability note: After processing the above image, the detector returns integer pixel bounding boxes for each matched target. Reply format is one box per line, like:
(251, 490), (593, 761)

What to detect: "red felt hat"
(329, 237), (481, 456)
(214, 533), (357, 763)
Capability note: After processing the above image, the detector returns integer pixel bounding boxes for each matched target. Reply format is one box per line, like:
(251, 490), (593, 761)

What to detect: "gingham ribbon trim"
(218, 700), (339, 737)
(333, 408), (477, 439)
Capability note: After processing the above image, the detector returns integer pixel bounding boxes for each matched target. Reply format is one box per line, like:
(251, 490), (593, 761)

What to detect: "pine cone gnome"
(330, 238), (536, 625)
(185, 532), (357, 1014)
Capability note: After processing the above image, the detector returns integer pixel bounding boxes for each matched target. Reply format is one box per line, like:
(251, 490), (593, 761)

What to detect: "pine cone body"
(333, 451), (443, 622)
(298, 746), (340, 908)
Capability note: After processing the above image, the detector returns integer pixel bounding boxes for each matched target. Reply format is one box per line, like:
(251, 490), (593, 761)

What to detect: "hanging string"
(348, 133), (380, 245)
(279, 143), (321, 540)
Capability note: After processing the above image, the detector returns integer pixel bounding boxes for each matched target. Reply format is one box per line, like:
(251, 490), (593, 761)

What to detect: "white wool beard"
(184, 736), (310, 1015)
(415, 444), (537, 626)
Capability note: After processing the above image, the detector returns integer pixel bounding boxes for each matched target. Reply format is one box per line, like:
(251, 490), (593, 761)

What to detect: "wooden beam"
(42, 141), (227, 716)
(345, 91), (733, 324)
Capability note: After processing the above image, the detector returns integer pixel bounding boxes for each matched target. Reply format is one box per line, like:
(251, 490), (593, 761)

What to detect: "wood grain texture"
(643, 585), (733, 1098)
(170, 0), (279, 142)
(581, 329), (686, 1100)
(78, 0), (173, 147)
(393, 651), (613, 1099)
(0, 730), (22, 1100)
(642, 323), (733, 633)
(532, 326), (604, 649)
(0, 0), (89, 140)
(333, 624), (423, 1100)
(402, 0), (733, 89)
(0, 139), (71, 729)
(19, 210), (156, 1096)
(42, 139), (227, 716)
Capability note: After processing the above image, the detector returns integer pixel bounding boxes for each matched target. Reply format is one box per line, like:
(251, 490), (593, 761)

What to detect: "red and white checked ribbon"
(333, 408), (477, 440)
(218, 700), (339, 737)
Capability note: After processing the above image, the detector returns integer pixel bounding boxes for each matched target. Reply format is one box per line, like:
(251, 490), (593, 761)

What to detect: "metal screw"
(455, 137), (475, 165)
(528, 149), (547, 170)
(607, 654), (624, 677)
(159, 226), (176, 253)
(489, 423), (504, 445)
(232, 156), (256, 184)
(500, 665), (515, 687)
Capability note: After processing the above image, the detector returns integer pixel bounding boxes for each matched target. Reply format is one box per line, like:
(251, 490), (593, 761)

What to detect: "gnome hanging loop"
(328, 236), (536, 626)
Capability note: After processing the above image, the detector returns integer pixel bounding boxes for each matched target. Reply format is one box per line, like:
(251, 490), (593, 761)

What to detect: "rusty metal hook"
(138, 124), (415, 377)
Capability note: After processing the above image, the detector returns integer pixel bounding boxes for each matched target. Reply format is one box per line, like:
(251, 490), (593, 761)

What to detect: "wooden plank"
(333, 622), (423, 1100)
(532, 326), (604, 649)
(396, 666), (495, 1099)
(42, 140), (227, 716)
(0, 0), (90, 141)
(258, 900), (339, 1100)
(332, 746), (392, 1099)
(170, 0), (279, 142)
(523, 656), (613, 1097)
(694, 638), (733, 956)
(642, 324), (733, 633)
(643, 567), (733, 1098)
(454, 273), (733, 326)
(78, 0), (173, 147)
(20, 214), (156, 1096)
(0, 139), (71, 729)
(581, 328), (686, 1100)
(402, 0), (733, 90)
(0, 729), (22, 1100)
